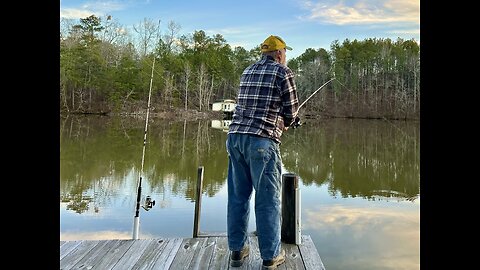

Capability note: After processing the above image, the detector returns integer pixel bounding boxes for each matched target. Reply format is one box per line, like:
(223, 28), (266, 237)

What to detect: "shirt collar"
(260, 54), (276, 65)
(261, 54), (275, 61)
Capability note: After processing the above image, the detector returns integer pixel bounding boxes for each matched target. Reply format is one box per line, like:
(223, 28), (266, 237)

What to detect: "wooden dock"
(60, 235), (325, 269)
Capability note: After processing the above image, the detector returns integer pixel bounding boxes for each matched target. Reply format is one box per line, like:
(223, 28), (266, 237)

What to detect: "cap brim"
(285, 45), (293, 50)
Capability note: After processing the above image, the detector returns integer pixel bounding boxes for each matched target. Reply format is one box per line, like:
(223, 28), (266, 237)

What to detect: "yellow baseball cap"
(261, 35), (293, 52)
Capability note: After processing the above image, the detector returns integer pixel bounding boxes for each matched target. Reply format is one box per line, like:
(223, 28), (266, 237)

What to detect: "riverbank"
(61, 108), (225, 121)
(61, 107), (419, 122)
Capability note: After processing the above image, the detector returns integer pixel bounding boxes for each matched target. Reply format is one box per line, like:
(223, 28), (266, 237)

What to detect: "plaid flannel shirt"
(228, 55), (299, 143)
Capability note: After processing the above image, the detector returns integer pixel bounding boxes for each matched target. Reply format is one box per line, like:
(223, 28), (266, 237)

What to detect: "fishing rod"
(298, 77), (336, 110)
(292, 77), (336, 128)
(132, 19), (161, 240)
(132, 55), (157, 240)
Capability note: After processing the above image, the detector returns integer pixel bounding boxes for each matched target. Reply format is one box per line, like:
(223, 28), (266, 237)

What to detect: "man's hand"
(284, 116), (301, 131)
(291, 116), (301, 129)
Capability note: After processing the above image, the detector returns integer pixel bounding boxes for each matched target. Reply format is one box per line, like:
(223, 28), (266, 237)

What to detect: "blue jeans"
(226, 133), (282, 260)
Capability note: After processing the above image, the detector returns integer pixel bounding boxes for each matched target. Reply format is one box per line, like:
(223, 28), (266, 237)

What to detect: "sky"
(60, 0), (420, 59)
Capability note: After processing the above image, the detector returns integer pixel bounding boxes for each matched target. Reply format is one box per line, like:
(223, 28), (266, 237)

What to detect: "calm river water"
(60, 114), (420, 270)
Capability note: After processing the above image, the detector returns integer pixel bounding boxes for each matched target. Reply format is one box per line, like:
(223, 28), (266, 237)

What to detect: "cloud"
(203, 21), (299, 49)
(204, 26), (266, 38)
(60, 8), (99, 19)
(300, 0), (419, 25)
(202, 26), (266, 48)
(387, 28), (420, 35)
(60, 0), (128, 19)
(82, 0), (126, 12)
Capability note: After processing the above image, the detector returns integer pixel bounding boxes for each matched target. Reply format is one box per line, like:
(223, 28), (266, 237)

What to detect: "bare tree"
(100, 15), (127, 44)
(163, 21), (181, 54)
(197, 63), (214, 111)
(204, 74), (214, 111)
(184, 62), (191, 110)
(133, 18), (161, 57)
(60, 17), (76, 41)
(164, 72), (175, 107)
(198, 63), (206, 111)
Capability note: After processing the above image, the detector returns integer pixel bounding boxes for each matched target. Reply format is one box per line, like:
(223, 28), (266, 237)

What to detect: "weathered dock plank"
(187, 237), (217, 269)
(60, 235), (325, 270)
(243, 236), (261, 270)
(60, 240), (103, 269)
(71, 239), (120, 269)
(92, 240), (135, 270)
(207, 236), (229, 269)
(170, 237), (207, 268)
(283, 242), (306, 270)
(298, 235), (325, 270)
(130, 238), (171, 269)
(149, 238), (184, 269)
(111, 239), (156, 269)
(60, 240), (83, 260)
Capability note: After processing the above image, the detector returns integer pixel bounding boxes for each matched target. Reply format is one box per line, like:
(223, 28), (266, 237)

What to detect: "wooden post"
(281, 173), (301, 244)
(193, 166), (204, 238)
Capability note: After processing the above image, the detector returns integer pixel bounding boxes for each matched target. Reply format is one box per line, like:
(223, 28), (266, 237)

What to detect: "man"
(226, 35), (299, 269)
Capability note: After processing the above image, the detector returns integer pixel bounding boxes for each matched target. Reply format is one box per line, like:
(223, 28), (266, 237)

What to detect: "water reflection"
(60, 115), (419, 212)
(211, 119), (231, 132)
(60, 115), (419, 270)
(303, 200), (419, 270)
(60, 230), (134, 241)
(282, 118), (420, 201)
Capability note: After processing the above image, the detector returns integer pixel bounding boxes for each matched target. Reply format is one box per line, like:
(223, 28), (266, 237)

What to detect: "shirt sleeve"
(280, 67), (299, 127)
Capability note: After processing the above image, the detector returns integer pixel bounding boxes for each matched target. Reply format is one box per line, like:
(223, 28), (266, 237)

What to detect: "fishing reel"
(291, 116), (302, 129)
(142, 195), (156, 211)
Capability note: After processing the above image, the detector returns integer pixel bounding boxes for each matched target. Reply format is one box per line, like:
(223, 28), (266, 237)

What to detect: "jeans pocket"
(252, 141), (271, 161)
(251, 139), (278, 176)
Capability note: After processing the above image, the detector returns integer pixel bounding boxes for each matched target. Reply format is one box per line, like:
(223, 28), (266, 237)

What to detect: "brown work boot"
(262, 249), (286, 269)
(230, 245), (249, 267)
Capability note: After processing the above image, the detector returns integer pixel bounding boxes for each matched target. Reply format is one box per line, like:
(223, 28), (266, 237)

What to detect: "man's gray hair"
(262, 50), (280, 58)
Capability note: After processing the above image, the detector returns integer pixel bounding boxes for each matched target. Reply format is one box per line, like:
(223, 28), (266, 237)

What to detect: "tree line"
(60, 15), (419, 120)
